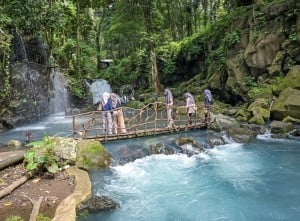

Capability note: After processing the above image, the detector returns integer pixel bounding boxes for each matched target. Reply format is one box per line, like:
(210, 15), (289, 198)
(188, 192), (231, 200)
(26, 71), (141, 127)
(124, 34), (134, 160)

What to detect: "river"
(78, 132), (300, 221)
(0, 115), (299, 221)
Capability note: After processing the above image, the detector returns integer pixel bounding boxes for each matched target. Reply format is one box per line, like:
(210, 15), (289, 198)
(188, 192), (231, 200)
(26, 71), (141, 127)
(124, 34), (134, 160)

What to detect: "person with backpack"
(164, 88), (174, 128)
(204, 89), (212, 108)
(185, 92), (196, 127)
(101, 92), (113, 135)
(204, 89), (212, 126)
(111, 93), (127, 134)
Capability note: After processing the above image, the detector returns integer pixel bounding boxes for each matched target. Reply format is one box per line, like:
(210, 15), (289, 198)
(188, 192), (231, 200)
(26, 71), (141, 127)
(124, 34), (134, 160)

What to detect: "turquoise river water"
(0, 114), (299, 221)
(79, 131), (300, 221)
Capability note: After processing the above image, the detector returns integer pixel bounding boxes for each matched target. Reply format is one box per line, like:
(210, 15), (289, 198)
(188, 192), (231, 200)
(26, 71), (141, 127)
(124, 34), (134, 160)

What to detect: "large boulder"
(34, 137), (111, 170)
(76, 139), (111, 170)
(77, 196), (119, 213)
(148, 143), (175, 155)
(269, 120), (293, 134)
(241, 124), (267, 135)
(272, 65), (300, 95)
(244, 33), (285, 70)
(173, 137), (205, 155)
(210, 114), (240, 131)
(247, 98), (270, 124)
(227, 126), (257, 143)
(206, 133), (226, 147)
(235, 108), (252, 122)
(270, 87), (300, 120)
(53, 137), (77, 161)
(226, 55), (249, 99)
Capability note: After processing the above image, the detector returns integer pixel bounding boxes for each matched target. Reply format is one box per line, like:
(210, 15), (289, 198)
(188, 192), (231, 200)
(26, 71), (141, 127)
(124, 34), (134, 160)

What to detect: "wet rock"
(7, 140), (22, 148)
(289, 129), (300, 138)
(241, 124), (267, 135)
(77, 195), (119, 213)
(115, 145), (149, 164)
(210, 114), (239, 131)
(148, 143), (175, 155)
(174, 137), (205, 155)
(206, 133), (226, 147)
(227, 126), (257, 144)
(269, 120), (293, 134)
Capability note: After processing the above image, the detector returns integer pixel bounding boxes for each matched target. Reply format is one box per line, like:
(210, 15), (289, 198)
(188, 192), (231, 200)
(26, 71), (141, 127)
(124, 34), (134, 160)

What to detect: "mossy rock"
(76, 139), (111, 170)
(271, 87), (300, 120)
(270, 120), (293, 134)
(282, 116), (300, 124)
(248, 113), (266, 125)
(272, 65), (300, 95)
(235, 109), (252, 122)
(247, 98), (269, 111)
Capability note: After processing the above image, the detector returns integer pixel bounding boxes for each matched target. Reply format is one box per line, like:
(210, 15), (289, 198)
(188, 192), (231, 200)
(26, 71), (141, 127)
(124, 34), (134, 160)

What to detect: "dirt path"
(0, 163), (75, 220)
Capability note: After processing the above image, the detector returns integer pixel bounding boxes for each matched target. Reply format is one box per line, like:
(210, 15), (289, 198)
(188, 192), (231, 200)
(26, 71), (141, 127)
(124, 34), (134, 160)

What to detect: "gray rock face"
(244, 33), (285, 70)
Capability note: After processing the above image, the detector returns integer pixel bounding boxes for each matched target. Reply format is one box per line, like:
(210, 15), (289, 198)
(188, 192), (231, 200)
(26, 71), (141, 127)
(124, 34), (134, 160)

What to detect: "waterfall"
(11, 28), (28, 62)
(49, 70), (70, 114)
(89, 79), (112, 105)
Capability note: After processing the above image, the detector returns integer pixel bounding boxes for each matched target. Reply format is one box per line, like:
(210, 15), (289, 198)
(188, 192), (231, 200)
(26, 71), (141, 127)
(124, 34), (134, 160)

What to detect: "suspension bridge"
(70, 102), (211, 142)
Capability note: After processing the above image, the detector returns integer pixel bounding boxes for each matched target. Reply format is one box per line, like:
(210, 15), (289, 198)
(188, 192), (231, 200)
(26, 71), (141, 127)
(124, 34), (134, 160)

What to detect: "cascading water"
(11, 28), (28, 62)
(88, 79), (112, 105)
(49, 70), (70, 114)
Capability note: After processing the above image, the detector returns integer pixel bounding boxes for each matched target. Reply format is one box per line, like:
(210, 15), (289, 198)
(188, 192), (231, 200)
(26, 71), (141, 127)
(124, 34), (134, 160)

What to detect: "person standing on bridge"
(101, 92), (113, 135)
(185, 92), (196, 127)
(204, 89), (212, 126)
(111, 93), (127, 134)
(164, 88), (174, 128)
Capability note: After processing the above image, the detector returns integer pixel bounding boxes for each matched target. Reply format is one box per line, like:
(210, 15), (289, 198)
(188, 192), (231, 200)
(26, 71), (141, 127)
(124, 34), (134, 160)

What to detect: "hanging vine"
(0, 28), (12, 105)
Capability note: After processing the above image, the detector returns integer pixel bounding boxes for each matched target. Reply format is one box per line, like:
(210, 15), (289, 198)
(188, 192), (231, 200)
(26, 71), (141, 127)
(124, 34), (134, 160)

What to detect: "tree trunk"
(76, 0), (81, 74)
(140, 0), (162, 93)
(96, 9), (107, 72)
(0, 150), (25, 170)
(150, 49), (161, 93)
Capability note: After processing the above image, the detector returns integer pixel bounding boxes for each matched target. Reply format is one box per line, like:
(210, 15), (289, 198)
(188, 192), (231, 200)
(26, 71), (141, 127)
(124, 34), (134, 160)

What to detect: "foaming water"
(80, 136), (300, 221)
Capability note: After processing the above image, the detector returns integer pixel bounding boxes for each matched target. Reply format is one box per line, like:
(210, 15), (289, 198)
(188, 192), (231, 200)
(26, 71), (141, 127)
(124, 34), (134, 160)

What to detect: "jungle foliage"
(0, 0), (291, 99)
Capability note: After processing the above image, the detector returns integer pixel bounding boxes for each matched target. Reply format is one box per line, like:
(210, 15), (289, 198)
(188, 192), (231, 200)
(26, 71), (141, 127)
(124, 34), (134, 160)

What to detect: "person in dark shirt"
(101, 92), (113, 135)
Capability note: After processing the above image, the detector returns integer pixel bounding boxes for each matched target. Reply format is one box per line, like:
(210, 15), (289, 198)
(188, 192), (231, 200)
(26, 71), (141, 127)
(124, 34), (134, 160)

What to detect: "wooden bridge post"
(154, 102), (157, 134)
(72, 115), (76, 138)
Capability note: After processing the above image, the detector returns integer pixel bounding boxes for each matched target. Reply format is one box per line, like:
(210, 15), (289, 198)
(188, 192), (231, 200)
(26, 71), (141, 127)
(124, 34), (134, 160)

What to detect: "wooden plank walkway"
(71, 102), (211, 142)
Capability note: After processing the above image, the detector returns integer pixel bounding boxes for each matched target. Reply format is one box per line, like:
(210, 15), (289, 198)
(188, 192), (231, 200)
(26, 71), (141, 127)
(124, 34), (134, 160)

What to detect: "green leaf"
(26, 161), (38, 171)
(47, 163), (59, 174)
(25, 140), (44, 147)
(24, 151), (36, 162)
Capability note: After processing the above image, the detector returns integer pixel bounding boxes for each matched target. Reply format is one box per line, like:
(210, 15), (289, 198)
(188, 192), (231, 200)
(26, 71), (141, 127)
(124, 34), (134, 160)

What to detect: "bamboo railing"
(70, 102), (211, 142)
